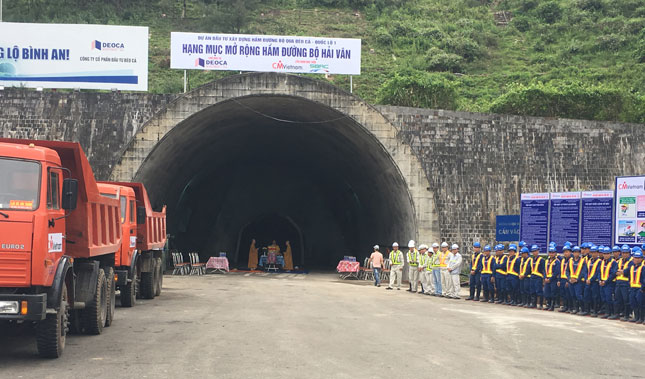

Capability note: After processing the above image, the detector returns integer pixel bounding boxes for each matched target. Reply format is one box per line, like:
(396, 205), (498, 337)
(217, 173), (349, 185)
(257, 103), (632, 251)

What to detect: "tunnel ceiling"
(135, 95), (416, 268)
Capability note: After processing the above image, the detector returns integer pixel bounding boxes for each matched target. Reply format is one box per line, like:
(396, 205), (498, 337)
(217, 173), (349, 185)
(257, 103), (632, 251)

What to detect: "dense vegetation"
(3, 0), (645, 122)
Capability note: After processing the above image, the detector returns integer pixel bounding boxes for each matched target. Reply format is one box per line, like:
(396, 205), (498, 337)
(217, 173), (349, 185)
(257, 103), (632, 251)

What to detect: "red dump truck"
(0, 139), (121, 358)
(97, 181), (166, 306)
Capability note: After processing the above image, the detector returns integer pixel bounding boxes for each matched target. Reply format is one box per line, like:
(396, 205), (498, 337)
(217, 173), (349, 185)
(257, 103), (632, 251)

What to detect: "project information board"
(581, 191), (614, 247)
(549, 192), (581, 251)
(520, 193), (550, 251)
(0, 22), (148, 90)
(615, 176), (645, 245)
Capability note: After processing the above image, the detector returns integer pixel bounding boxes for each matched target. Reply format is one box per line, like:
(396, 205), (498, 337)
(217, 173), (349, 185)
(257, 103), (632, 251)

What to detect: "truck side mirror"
(137, 206), (146, 225)
(62, 178), (78, 210)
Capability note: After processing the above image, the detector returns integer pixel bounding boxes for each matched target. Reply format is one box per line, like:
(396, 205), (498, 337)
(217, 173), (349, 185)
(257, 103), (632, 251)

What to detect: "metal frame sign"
(496, 215), (520, 242)
(581, 191), (613, 247)
(615, 176), (645, 246)
(548, 192), (581, 251)
(170, 32), (361, 75)
(520, 193), (549, 252)
(0, 22), (148, 91)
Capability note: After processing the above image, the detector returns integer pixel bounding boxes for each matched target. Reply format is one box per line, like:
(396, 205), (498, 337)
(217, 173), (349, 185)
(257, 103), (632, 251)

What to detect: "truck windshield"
(0, 158), (40, 211)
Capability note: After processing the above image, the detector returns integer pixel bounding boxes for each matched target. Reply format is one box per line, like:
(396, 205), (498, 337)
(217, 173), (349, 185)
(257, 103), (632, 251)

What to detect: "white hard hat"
(419, 244), (428, 250)
(373, 245), (379, 250)
(392, 242), (399, 247)
(408, 240), (415, 248)
(432, 243), (439, 248)
(451, 244), (459, 250)
(441, 242), (449, 248)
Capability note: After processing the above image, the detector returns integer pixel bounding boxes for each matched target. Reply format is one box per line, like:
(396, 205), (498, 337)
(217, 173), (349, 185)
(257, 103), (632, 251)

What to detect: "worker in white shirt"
(407, 240), (419, 292)
(447, 244), (464, 299)
(439, 242), (451, 297)
(429, 243), (441, 296)
(387, 242), (404, 290)
(417, 244), (429, 294)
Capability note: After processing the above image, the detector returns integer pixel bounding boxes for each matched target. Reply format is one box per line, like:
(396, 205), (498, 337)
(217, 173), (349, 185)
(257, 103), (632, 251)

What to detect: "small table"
(206, 257), (229, 274)
(258, 255), (285, 270)
(336, 260), (360, 279)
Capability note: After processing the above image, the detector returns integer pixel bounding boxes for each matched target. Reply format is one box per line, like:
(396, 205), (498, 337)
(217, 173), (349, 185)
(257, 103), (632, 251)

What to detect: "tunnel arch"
(111, 73), (436, 268)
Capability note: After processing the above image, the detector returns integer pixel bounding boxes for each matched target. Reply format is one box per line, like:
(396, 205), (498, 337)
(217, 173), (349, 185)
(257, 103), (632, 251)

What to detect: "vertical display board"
(615, 176), (645, 245)
(520, 193), (550, 251)
(496, 215), (520, 242)
(581, 191), (614, 247)
(548, 192), (581, 251)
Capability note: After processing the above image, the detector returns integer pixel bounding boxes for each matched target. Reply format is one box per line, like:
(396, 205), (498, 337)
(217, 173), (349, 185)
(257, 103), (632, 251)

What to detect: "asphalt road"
(1, 272), (644, 378)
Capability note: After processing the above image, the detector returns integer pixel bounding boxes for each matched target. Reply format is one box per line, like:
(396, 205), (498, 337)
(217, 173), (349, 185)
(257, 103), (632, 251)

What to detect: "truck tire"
(36, 282), (69, 358)
(154, 257), (163, 297)
(84, 268), (107, 335)
(140, 269), (155, 300)
(121, 271), (137, 307)
(105, 266), (116, 327)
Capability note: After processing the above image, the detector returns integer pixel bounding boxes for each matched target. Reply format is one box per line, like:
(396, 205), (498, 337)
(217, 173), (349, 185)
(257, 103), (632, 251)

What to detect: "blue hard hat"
(598, 245), (605, 251)
(508, 244), (517, 251)
(521, 247), (529, 254)
(621, 245), (631, 253)
(564, 241), (572, 246)
(612, 245), (620, 252)
(519, 241), (526, 248)
(530, 244), (539, 252)
(563, 245), (572, 251)
(641, 244), (645, 251)
(573, 246), (581, 252)
(473, 242), (481, 248)
(484, 245), (491, 251)
(633, 250), (644, 259)
(549, 241), (556, 246)
(590, 245), (598, 252)
(602, 246), (611, 254)
(498, 244), (506, 251)
(631, 247), (641, 256)
(548, 246), (556, 252)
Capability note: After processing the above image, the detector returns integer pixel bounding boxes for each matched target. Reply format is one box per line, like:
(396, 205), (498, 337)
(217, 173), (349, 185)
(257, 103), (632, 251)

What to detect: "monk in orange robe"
(283, 240), (294, 271)
(248, 239), (258, 269)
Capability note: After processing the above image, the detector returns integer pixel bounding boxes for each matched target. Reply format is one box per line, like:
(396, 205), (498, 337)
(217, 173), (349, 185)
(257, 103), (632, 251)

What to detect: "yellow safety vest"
(506, 256), (519, 276)
(600, 259), (614, 281)
(438, 251), (449, 268)
(531, 257), (544, 278)
(616, 257), (633, 281)
(390, 250), (403, 265)
(481, 255), (494, 274)
(546, 258), (557, 279)
(587, 259), (601, 281)
(630, 265), (644, 288)
(520, 257), (532, 277)
(560, 258), (568, 280)
(419, 253), (428, 267)
(495, 256), (507, 275)
(569, 259), (584, 280)
(407, 249), (419, 266)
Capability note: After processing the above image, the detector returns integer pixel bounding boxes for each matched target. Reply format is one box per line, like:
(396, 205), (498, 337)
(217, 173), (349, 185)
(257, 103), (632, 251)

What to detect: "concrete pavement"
(1, 272), (644, 378)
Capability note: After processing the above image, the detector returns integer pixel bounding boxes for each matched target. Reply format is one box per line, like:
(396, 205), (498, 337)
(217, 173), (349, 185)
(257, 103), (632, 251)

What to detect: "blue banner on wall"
(580, 191), (614, 247)
(549, 192), (581, 251)
(496, 215), (520, 241)
(520, 193), (550, 253)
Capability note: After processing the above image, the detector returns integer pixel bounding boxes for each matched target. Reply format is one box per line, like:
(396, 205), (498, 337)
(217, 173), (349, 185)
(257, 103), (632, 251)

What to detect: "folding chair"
(172, 251), (190, 275)
(380, 259), (391, 282)
(360, 258), (374, 281)
(190, 252), (206, 275)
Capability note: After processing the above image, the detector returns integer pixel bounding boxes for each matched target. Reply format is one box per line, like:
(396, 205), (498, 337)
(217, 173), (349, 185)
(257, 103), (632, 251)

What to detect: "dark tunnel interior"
(134, 95), (417, 269)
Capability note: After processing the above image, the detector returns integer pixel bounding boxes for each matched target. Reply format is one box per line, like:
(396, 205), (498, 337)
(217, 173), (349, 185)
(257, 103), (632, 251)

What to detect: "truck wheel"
(121, 271), (137, 307)
(140, 269), (155, 300)
(105, 267), (116, 327)
(36, 282), (69, 358)
(84, 268), (107, 335)
(154, 257), (163, 297)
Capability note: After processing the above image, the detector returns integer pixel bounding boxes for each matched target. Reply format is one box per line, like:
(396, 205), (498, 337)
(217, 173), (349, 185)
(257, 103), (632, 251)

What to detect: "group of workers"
(368, 239), (645, 323)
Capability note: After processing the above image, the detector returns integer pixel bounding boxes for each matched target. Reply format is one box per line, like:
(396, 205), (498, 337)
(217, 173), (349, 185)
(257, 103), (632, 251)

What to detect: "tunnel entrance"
(114, 74), (433, 271)
(236, 214), (304, 269)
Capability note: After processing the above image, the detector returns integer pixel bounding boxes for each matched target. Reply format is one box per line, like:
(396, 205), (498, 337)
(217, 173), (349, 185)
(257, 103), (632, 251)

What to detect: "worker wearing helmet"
(417, 244), (429, 294)
(615, 245), (633, 320)
(439, 242), (451, 297)
(625, 248), (644, 323)
(466, 242), (483, 301)
(386, 242), (404, 290)
(493, 244), (508, 304)
(479, 245), (494, 302)
(429, 243), (442, 296)
(424, 245), (436, 295)
(505, 245), (522, 306)
(446, 244), (463, 299)
(407, 240), (419, 293)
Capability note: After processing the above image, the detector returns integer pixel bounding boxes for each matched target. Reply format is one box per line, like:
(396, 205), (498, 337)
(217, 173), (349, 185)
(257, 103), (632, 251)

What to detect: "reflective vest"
(560, 258), (568, 280)
(438, 251), (449, 268)
(616, 257), (633, 281)
(472, 253), (482, 272)
(407, 249), (419, 266)
(546, 258), (557, 279)
(495, 256), (507, 275)
(630, 264), (643, 288)
(600, 259), (615, 281)
(531, 257), (544, 278)
(426, 254), (435, 271)
(506, 256), (519, 276)
(587, 259), (601, 281)
(481, 256), (494, 274)
(419, 253), (428, 267)
(390, 250), (403, 265)
(520, 257), (531, 277)
(568, 259), (584, 280)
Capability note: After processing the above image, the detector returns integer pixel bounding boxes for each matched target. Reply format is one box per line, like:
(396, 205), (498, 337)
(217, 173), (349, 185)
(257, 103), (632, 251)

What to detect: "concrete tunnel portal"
(111, 74), (435, 270)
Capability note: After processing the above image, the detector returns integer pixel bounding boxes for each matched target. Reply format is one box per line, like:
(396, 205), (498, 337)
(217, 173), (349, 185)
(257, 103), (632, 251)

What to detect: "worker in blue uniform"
(599, 246), (618, 319)
(519, 247), (532, 307)
(612, 245), (621, 261)
(614, 245), (633, 321)
(567, 246), (587, 315)
(558, 245), (572, 312)
(466, 242), (483, 301)
(626, 248), (644, 323)
(584, 245), (603, 317)
(480, 245), (494, 303)
(494, 244), (509, 304)
(505, 245), (521, 306)
(543, 246), (560, 311)
(529, 244), (545, 309)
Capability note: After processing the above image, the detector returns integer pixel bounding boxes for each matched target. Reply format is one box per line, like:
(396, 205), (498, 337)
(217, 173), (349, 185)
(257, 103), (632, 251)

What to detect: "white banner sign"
(615, 176), (645, 245)
(170, 32), (361, 75)
(0, 22), (148, 91)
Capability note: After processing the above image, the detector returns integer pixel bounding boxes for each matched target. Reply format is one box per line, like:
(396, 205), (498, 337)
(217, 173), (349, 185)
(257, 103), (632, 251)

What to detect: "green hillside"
(3, 0), (645, 122)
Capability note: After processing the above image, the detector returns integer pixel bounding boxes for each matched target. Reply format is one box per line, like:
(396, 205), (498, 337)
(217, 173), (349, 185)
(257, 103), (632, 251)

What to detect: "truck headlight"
(0, 301), (19, 314)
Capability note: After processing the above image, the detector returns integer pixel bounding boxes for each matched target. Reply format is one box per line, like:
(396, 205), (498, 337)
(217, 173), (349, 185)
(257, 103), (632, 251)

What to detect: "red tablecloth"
(206, 257), (229, 272)
(336, 260), (360, 272)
